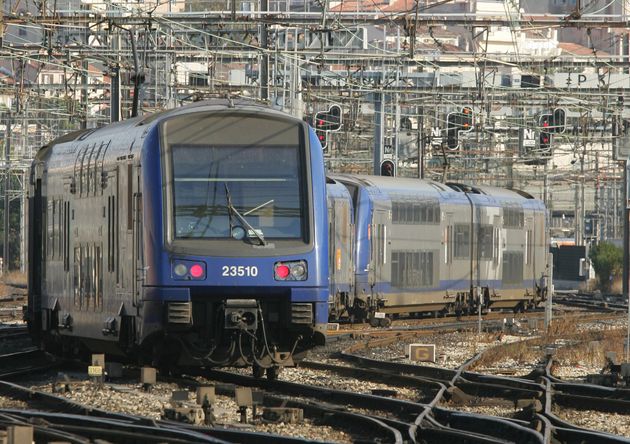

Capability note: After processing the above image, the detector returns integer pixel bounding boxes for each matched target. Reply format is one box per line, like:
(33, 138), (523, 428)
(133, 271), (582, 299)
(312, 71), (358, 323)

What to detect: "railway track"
(0, 300), (628, 443)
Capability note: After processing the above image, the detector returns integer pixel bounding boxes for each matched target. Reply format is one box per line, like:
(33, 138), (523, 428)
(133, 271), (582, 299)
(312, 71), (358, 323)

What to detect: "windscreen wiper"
(224, 183), (267, 246)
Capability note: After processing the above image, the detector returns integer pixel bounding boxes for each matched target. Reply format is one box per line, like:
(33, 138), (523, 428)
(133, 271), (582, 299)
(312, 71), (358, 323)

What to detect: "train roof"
(326, 177), (353, 199)
(328, 174), (545, 210)
(446, 182), (536, 200)
(330, 174), (454, 195)
(36, 99), (302, 159)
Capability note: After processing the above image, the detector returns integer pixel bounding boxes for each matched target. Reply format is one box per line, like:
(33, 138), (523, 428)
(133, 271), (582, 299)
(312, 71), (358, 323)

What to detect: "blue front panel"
(140, 120), (328, 314)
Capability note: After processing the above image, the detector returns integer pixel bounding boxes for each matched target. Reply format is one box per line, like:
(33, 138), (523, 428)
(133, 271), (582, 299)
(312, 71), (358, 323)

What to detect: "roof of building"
(558, 42), (609, 57)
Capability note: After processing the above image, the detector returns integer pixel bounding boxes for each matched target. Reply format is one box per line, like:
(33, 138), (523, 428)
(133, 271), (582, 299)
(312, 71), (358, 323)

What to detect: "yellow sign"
(408, 344), (436, 362)
(88, 366), (103, 377)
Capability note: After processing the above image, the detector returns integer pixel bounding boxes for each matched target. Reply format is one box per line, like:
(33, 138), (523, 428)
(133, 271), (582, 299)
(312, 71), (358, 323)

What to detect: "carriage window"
(504, 206), (524, 228)
(478, 224), (494, 259)
(453, 224), (470, 258)
(503, 251), (524, 284)
(163, 113), (305, 241)
(391, 251), (435, 289)
(392, 200), (440, 225)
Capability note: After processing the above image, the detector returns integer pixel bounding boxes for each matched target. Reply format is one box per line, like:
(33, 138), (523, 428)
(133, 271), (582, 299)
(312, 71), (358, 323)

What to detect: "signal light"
(313, 104), (343, 151)
(539, 109), (566, 134)
(539, 131), (551, 152)
(446, 106), (474, 150)
(316, 129), (328, 149)
(380, 159), (395, 176)
(553, 108), (566, 133)
(314, 105), (342, 131)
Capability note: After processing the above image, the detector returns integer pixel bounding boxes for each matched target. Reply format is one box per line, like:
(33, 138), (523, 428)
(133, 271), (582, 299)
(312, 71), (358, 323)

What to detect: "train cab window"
(162, 113), (307, 243)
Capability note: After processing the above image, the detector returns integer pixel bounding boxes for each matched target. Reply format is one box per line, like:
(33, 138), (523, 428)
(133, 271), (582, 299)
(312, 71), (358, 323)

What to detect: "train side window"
(86, 143), (98, 195)
(79, 144), (90, 196)
(87, 244), (94, 309)
(127, 164), (133, 230)
(453, 224), (470, 258)
(108, 196), (116, 273)
(444, 213), (453, 265)
(504, 206), (524, 228)
(478, 224), (494, 260)
(525, 229), (532, 265)
(48, 200), (54, 259)
(57, 199), (62, 260)
(73, 246), (81, 307)
(502, 251), (524, 284)
(64, 202), (70, 271)
(391, 251), (434, 289)
(96, 245), (102, 310)
(92, 143), (104, 196)
(493, 215), (500, 265)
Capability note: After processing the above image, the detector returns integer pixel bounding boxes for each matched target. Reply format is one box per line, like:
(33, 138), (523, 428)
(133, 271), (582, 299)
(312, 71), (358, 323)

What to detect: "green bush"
(588, 242), (623, 292)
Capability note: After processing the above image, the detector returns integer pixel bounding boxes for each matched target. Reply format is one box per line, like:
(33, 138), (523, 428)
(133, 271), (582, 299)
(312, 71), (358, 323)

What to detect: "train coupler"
(224, 299), (259, 331)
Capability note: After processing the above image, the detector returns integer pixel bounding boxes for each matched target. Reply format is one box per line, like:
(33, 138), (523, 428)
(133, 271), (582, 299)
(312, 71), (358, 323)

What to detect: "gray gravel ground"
(29, 378), (352, 443)
(3, 312), (629, 442)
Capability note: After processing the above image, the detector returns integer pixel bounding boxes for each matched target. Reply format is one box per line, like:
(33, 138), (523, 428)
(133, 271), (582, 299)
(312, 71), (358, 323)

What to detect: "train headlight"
(172, 260), (206, 280)
(291, 263), (306, 279)
(274, 260), (307, 281)
(174, 263), (188, 277)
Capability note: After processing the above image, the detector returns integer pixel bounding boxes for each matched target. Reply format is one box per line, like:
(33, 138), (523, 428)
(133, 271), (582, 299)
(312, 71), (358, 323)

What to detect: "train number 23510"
(221, 265), (259, 277)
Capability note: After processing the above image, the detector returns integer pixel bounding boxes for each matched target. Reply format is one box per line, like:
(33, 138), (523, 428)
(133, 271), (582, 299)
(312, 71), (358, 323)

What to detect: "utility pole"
(373, 92), (384, 175)
(624, 159), (630, 361)
(260, 0), (269, 101)
(3, 114), (10, 274)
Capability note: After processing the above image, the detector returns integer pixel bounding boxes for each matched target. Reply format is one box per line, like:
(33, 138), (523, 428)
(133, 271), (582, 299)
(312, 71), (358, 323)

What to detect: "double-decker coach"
(27, 100), (328, 378)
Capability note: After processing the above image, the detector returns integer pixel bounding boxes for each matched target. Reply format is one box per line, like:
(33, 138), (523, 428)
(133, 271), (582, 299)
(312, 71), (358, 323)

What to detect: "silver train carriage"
(328, 175), (548, 325)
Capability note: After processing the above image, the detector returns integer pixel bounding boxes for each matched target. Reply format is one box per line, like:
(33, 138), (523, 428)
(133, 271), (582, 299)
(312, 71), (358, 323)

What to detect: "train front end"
(142, 104), (328, 372)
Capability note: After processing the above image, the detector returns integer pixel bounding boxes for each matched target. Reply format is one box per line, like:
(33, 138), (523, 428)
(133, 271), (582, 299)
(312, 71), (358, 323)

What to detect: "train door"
(327, 204), (336, 300)
(117, 162), (132, 306)
(132, 166), (143, 307)
(105, 169), (118, 309)
(369, 208), (390, 296)
(491, 214), (501, 285)
(444, 213), (454, 282)
(27, 174), (44, 339)
(524, 216), (534, 282)
(117, 159), (142, 309)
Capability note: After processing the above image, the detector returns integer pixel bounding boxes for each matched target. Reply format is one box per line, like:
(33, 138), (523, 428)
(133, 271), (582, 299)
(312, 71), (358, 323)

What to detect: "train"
(26, 99), (329, 378)
(327, 175), (548, 326)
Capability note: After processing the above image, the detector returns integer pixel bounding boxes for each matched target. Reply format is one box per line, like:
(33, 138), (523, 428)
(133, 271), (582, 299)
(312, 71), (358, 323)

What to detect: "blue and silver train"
(327, 175), (548, 326)
(27, 100), (328, 376)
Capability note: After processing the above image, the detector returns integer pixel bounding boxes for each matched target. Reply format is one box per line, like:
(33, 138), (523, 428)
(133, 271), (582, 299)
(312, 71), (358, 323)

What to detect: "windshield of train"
(162, 112), (306, 241)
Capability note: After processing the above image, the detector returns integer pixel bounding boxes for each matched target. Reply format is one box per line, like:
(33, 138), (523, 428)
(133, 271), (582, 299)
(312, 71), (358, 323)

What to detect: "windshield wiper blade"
(224, 183), (267, 246)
